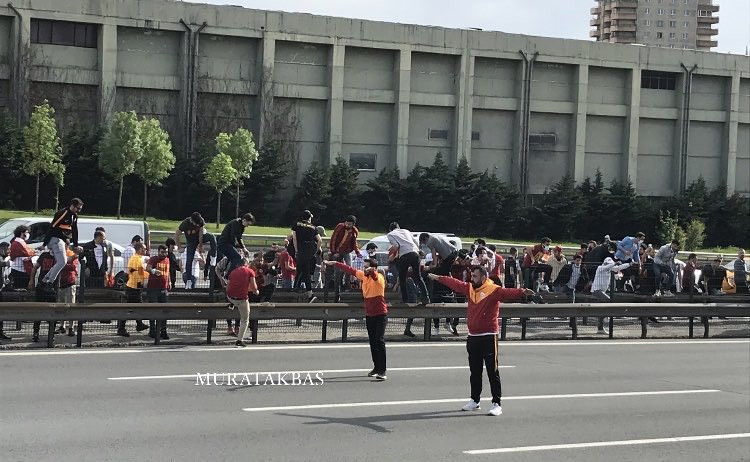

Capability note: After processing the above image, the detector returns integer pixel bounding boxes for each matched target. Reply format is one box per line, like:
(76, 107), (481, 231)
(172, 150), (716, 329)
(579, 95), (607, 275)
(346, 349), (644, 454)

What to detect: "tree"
(204, 153), (237, 228)
(216, 128), (259, 217)
(0, 111), (26, 209)
(97, 111), (142, 218)
(362, 167), (404, 231)
(540, 174), (582, 241)
(244, 143), (291, 225)
(135, 118), (175, 220)
(21, 100), (62, 212)
(684, 219), (706, 251)
(322, 156), (360, 227)
(285, 161), (330, 225)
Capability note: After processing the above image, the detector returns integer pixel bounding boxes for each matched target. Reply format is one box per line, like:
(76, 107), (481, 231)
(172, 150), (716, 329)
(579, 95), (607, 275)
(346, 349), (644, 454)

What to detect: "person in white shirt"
(653, 239), (681, 297)
(122, 235), (144, 268)
(387, 222), (429, 305)
(592, 257), (636, 334)
(181, 246), (205, 289)
(548, 246), (568, 284)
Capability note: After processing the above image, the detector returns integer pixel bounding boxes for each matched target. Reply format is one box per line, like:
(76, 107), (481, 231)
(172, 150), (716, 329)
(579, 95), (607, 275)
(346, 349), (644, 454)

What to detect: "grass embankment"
(0, 209), (738, 255)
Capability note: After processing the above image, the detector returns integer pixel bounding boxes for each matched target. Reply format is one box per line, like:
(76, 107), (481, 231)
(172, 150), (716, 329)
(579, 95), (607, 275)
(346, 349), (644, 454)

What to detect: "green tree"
(22, 100), (62, 212)
(322, 156), (360, 227)
(135, 118), (175, 220)
(452, 156), (479, 235)
(362, 167), (404, 231)
(684, 219), (706, 251)
(97, 111), (142, 218)
(204, 153), (237, 228)
(216, 128), (259, 217)
(540, 174), (582, 241)
(704, 186), (750, 248)
(0, 111), (26, 208)
(576, 170), (606, 240)
(416, 153), (454, 231)
(286, 161), (331, 225)
(244, 143), (291, 225)
(657, 210), (682, 245)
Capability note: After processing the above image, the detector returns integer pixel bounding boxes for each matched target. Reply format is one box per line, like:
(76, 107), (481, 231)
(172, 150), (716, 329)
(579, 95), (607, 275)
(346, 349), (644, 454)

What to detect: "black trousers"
(119, 288), (147, 331)
(532, 264), (552, 284)
(366, 315), (387, 374)
(147, 289), (168, 334)
(397, 252), (429, 303)
(467, 334), (502, 405)
(294, 253), (316, 291)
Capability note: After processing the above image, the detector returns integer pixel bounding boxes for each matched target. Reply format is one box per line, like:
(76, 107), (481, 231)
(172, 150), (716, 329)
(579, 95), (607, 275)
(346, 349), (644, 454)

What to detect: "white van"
(0, 216), (150, 251)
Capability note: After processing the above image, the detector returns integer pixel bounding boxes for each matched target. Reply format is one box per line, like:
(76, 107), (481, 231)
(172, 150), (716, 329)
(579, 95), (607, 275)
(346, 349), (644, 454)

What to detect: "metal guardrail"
(1, 302), (747, 348)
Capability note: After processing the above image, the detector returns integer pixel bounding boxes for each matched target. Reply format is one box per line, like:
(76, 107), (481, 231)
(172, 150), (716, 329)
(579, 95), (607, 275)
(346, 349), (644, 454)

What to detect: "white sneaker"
(663, 290), (675, 297)
(462, 399), (480, 411)
(487, 403), (503, 416)
(431, 327), (439, 336)
(210, 256), (217, 266)
(653, 290), (662, 297)
(185, 280), (193, 290)
(375, 373), (387, 381)
(539, 284), (550, 293)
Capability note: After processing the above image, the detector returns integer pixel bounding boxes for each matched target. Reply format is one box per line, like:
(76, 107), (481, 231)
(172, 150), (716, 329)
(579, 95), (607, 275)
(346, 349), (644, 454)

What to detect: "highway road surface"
(2, 339), (749, 461)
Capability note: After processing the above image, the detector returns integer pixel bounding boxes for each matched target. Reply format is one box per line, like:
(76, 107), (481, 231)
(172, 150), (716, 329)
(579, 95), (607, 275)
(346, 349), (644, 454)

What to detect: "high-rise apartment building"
(590, 0), (719, 50)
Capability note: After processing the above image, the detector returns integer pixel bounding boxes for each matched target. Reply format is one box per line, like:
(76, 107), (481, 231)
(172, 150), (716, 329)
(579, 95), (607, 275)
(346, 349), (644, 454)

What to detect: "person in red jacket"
(324, 257), (388, 380)
(428, 267), (533, 416)
(328, 215), (362, 301)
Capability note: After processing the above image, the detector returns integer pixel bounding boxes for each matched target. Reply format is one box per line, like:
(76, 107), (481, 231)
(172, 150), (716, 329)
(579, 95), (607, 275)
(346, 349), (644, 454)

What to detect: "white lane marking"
(241, 389), (720, 412)
(464, 433), (750, 455)
(107, 365), (516, 381)
(2, 339), (747, 356)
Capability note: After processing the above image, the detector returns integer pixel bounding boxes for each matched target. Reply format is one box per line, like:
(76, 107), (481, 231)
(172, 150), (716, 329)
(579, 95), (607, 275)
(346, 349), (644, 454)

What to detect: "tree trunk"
(216, 191), (222, 230)
(54, 186), (59, 211)
(116, 177), (124, 219)
(34, 173), (40, 213)
(235, 181), (240, 218)
(143, 180), (148, 221)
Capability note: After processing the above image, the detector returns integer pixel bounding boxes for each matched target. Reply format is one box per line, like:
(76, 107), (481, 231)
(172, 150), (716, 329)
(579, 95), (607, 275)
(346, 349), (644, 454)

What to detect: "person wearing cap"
(292, 210), (321, 302)
(324, 256), (389, 380)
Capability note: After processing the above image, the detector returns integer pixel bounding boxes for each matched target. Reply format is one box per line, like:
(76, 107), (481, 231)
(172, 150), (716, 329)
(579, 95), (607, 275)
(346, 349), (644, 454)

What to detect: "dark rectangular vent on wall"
(529, 133), (557, 149)
(471, 131), (480, 141)
(428, 129), (449, 140)
(349, 153), (377, 171)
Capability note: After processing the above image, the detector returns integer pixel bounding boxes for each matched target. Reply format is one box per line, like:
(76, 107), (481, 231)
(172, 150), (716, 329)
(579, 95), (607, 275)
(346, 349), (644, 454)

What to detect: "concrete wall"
(0, 0), (747, 197)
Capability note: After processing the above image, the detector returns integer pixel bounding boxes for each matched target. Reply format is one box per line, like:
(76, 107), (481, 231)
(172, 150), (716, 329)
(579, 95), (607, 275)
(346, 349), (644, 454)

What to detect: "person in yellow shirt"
(119, 242), (149, 337)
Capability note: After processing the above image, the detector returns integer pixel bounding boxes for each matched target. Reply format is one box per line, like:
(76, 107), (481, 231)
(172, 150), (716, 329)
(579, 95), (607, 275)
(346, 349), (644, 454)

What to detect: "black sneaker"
(116, 330), (130, 337)
(57, 326), (66, 334)
(375, 373), (387, 381)
(135, 323), (149, 332)
(32, 335), (39, 342)
(160, 332), (169, 340)
(367, 368), (377, 377)
(67, 328), (75, 337)
(235, 340), (247, 347)
(403, 329), (416, 338)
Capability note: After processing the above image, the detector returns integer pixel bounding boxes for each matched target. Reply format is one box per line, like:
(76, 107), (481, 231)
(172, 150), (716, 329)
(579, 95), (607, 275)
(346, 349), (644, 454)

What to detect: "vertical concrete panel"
(274, 40), (329, 87)
(197, 34), (259, 82)
(531, 63), (575, 102)
(470, 108), (515, 183)
(691, 74), (726, 111)
(584, 115), (625, 184)
(527, 112), (573, 193)
(587, 66), (627, 105)
(736, 124), (750, 195)
(394, 48), (411, 176)
(407, 104), (453, 170)
(473, 57), (518, 98)
(687, 121), (723, 188)
(342, 102), (393, 182)
(117, 27), (180, 77)
(637, 118), (677, 196)
(343, 47), (395, 91)
(29, 82), (98, 133)
(115, 87), (181, 146)
(410, 51), (457, 94)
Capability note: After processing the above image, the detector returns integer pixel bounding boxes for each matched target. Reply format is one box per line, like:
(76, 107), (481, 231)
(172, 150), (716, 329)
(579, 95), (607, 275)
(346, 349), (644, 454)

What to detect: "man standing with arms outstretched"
(40, 198), (83, 293)
(428, 268), (533, 416)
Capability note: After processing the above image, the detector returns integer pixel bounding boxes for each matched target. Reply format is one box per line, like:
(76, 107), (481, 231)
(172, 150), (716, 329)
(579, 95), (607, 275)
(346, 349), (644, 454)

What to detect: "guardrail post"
(608, 317), (614, 339)
(570, 317), (577, 340)
(79, 270), (86, 304)
(206, 319), (213, 344)
(154, 319), (161, 345)
(640, 317), (647, 339)
(689, 277), (694, 303)
(341, 319), (348, 342)
(76, 320), (83, 347)
(521, 318), (527, 340)
(321, 320), (327, 342)
(609, 273), (616, 302)
(701, 316), (709, 338)
(251, 320), (258, 344)
(500, 318), (507, 341)
(46, 321), (55, 348)
(688, 316), (694, 338)
(424, 318), (430, 341)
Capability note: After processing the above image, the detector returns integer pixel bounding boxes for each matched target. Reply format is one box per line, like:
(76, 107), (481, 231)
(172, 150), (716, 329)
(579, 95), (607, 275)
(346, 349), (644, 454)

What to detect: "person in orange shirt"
(324, 257), (388, 380)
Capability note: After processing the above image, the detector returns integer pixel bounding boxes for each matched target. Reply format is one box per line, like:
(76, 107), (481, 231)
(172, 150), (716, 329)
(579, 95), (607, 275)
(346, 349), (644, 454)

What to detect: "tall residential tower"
(591, 0), (719, 50)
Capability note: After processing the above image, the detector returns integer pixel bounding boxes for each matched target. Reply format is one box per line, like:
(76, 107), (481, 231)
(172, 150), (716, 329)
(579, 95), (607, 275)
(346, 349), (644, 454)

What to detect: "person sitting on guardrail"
(653, 240), (680, 297)
(218, 213), (255, 278)
(427, 267), (533, 416)
(681, 253), (700, 294)
(39, 198), (83, 295)
(552, 254), (590, 298)
(215, 256), (240, 337)
(504, 247), (520, 289)
(225, 258), (259, 348)
(699, 256), (726, 295)
(323, 257), (389, 381)
(9, 225), (35, 290)
(732, 249), (748, 295)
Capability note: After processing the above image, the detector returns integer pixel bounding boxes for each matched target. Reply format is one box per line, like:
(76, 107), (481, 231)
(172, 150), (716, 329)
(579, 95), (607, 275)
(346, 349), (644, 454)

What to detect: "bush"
(684, 219), (706, 251)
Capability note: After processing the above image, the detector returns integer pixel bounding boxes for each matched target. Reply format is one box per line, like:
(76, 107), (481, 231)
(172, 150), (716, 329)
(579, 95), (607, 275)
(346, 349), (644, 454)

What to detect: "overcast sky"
(184, 0), (749, 55)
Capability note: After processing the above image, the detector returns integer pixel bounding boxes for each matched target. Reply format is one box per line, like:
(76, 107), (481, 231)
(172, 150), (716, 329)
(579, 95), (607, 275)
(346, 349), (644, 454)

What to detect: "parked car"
(0, 217), (150, 251)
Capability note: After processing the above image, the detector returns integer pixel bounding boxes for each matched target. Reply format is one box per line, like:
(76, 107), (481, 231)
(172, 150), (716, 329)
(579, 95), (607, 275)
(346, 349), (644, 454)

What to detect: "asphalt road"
(2, 339), (749, 461)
